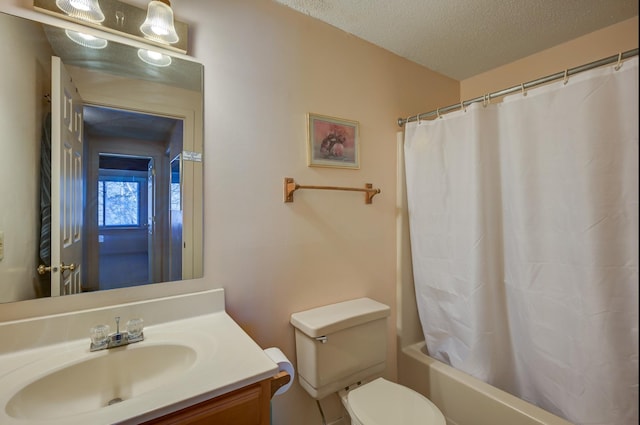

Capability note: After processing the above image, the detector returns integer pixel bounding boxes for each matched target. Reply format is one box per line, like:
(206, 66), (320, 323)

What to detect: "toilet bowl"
(339, 378), (446, 425)
(290, 298), (446, 425)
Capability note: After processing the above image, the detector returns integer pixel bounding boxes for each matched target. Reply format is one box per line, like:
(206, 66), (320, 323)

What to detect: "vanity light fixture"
(55, 0), (105, 23)
(35, 0), (189, 53)
(139, 0), (179, 45)
(137, 48), (172, 67)
(65, 29), (108, 49)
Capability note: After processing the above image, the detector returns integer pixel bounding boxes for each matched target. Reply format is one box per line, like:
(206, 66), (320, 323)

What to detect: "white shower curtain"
(404, 57), (638, 425)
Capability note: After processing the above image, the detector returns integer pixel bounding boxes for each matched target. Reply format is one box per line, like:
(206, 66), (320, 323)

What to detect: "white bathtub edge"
(401, 341), (575, 425)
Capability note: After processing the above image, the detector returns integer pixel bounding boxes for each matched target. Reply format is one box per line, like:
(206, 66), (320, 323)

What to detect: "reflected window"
(98, 155), (150, 229)
(170, 154), (181, 211)
(98, 177), (143, 227)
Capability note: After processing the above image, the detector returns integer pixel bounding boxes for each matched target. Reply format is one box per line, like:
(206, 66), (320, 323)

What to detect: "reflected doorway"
(98, 155), (152, 288)
(84, 105), (183, 291)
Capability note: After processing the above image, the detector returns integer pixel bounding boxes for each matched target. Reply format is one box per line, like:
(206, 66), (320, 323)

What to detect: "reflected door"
(51, 56), (83, 296)
(147, 157), (157, 283)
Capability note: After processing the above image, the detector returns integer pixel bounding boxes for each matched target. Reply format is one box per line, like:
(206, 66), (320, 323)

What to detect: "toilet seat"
(343, 378), (446, 425)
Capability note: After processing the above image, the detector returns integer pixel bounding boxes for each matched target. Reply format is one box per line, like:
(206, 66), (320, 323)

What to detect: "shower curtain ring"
(483, 94), (489, 107)
(521, 83), (527, 97)
(416, 113), (421, 125)
(436, 108), (441, 119)
(614, 52), (623, 70)
(563, 69), (569, 85)
(461, 101), (466, 112)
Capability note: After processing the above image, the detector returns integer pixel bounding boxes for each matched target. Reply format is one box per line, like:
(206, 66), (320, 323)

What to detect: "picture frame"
(307, 113), (360, 169)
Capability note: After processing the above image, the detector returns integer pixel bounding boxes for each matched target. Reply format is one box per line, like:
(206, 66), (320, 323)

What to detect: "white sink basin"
(6, 344), (196, 420)
(0, 302), (278, 425)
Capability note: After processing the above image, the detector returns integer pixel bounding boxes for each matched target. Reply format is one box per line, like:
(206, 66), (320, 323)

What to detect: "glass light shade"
(137, 49), (172, 67)
(55, 0), (105, 23)
(140, 1), (179, 45)
(65, 30), (108, 49)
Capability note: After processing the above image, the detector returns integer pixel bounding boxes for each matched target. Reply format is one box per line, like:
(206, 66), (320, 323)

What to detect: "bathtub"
(399, 342), (575, 425)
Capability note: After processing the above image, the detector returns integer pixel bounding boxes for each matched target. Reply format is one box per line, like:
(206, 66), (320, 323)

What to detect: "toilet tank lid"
(290, 298), (390, 337)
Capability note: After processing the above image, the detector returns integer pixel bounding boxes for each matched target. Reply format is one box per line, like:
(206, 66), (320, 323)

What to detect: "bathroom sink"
(5, 344), (196, 421)
(0, 298), (278, 425)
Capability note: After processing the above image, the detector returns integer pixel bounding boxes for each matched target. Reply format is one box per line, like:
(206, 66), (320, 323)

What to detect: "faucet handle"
(90, 324), (110, 350)
(126, 318), (144, 342)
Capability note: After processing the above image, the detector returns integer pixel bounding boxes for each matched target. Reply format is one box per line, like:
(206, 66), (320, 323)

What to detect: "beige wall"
(176, 1), (458, 424)
(0, 14), (50, 302)
(461, 17), (639, 100)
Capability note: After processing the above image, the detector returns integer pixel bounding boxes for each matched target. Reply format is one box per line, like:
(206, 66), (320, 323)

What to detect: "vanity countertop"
(0, 289), (279, 425)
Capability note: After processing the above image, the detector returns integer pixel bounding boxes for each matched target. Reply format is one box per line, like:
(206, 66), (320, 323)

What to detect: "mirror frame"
(0, 6), (206, 323)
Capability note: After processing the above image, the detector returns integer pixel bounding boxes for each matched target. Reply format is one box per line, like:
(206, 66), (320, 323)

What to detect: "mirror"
(0, 11), (203, 304)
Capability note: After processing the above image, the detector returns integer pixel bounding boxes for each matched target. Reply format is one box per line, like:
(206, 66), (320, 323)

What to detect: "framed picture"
(307, 113), (360, 169)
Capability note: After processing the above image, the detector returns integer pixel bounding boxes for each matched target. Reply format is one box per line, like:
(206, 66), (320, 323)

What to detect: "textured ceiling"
(83, 105), (180, 141)
(272, 0), (638, 80)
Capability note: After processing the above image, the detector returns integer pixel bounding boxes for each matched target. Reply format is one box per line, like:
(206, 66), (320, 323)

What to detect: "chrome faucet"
(90, 316), (144, 352)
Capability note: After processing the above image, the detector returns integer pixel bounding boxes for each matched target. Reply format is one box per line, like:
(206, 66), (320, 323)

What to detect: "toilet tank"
(290, 298), (391, 399)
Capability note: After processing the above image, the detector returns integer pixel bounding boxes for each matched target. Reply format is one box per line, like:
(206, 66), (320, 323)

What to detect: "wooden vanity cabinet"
(142, 372), (290, 425)
(142, 379), (270, 425)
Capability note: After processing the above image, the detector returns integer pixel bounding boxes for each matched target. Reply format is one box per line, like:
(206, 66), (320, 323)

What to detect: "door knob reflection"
(37, 263), (77, 275)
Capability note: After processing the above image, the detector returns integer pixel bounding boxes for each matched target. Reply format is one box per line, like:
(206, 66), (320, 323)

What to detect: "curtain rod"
(397, 48), (638, 127)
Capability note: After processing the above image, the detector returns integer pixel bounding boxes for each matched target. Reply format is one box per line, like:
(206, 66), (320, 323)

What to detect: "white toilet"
(290, 298), (446, 425)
